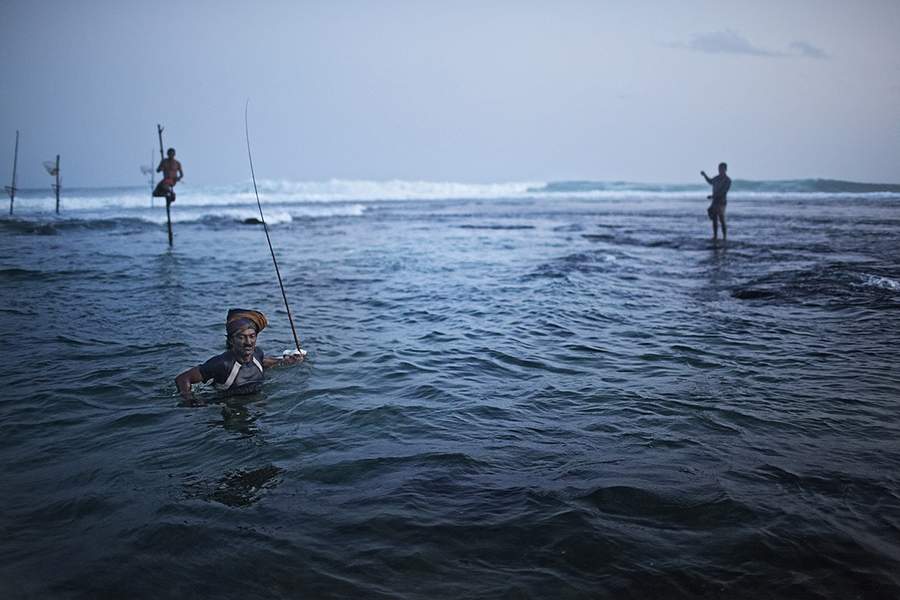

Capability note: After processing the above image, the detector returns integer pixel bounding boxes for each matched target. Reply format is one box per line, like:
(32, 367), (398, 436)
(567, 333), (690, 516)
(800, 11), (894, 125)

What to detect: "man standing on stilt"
(154, 147), (183, 203)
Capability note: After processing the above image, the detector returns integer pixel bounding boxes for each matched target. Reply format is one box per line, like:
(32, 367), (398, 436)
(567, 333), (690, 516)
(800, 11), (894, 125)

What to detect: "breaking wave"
(533, 178), (900, 199)
(3, 177), (897, 226)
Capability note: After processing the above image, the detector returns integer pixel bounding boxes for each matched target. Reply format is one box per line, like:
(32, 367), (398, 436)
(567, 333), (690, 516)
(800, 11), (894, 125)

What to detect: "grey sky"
(2, 0), (898, 187)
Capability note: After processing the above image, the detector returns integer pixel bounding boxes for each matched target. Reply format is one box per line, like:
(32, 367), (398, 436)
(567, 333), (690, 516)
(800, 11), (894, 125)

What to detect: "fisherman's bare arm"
(175, 367), (205, 401)
(262, 353), (305, 370)
(701, 170), (712, 183)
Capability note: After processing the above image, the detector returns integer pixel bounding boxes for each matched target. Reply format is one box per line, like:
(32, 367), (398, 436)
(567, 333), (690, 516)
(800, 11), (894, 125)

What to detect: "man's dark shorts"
(153, 180), (175, 201)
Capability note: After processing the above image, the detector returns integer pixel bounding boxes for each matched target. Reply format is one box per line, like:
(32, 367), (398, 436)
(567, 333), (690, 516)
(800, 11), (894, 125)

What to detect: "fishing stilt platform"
(157, 124), (173, 246)
(6, 130), (19, 215)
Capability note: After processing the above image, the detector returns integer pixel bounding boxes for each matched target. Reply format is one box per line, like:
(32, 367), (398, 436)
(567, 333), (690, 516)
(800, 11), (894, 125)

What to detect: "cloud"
(683, 30), (778, 56)
(672, 31), (831, 61)
(789, 40), (829, 60)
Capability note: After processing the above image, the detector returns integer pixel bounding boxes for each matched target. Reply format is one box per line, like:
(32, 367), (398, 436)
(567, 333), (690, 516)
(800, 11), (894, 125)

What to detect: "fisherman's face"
(230, 327), (258, 362)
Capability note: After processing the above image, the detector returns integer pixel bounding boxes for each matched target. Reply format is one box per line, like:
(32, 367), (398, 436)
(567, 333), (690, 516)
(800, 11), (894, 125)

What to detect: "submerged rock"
(186, 464), (282, 507)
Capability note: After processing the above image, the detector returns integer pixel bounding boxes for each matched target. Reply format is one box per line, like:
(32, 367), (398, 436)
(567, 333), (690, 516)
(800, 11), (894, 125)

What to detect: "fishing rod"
(244, 101), (304, 355)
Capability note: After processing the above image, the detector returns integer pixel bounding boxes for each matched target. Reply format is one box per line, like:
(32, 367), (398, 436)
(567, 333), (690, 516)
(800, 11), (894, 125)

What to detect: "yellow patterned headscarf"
(226, 309), (268, 336)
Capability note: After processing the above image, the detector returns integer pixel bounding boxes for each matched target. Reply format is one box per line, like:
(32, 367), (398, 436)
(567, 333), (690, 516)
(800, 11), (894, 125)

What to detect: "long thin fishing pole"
(245, 101), (303, 352)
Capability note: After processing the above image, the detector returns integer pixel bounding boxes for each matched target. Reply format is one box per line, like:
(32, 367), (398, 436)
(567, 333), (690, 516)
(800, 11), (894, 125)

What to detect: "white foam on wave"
(7, 179), (899, 219)
(11, 191), (163, 212)
(858, 274), (900, 291)
(246, 179), (540, 202)
(530, 190), (900, 202)
(138, 208), (296, 226)
(730, 191), (900, 201)
(7, 180), (540, 214)
(93, 205), (367, 225)
(244, 181), (899, 203)
(4, 189), (369, 224)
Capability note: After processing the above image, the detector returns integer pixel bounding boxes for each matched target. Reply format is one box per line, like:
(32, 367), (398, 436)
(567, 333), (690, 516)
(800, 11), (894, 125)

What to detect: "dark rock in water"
(242, 217), (264, 225)
(34, 223), (58, 236)
(732, 288), (778, 300)
(459, 224), (535, 230)
(187, 464), (282, 507)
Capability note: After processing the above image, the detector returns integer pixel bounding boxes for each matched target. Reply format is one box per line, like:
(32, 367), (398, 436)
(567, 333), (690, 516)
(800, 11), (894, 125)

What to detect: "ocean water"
(1, 179), (899, 599)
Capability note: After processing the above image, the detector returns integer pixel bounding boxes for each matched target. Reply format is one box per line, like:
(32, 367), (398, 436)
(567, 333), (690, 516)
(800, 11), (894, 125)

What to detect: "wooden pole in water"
(54, 155), (60, 214)
(157, 124), (173, 246)
(150, 150), (155, 208)
(7, 130), (19, 215)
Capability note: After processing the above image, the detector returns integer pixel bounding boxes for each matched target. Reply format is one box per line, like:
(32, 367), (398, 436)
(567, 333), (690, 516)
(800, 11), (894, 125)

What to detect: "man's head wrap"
(226, 309), (268, 336)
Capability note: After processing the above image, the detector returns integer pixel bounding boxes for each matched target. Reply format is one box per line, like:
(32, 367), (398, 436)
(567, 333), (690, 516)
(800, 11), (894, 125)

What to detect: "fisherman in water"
(175, 309), (304, 403)
(153, 147), (183, 203)
(702, 162), (732, 242)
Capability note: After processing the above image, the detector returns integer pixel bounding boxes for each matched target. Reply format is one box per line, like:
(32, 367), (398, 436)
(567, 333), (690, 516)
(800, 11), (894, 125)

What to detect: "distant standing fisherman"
(702, 162), (731, 242)
(154, 147), (183, 203)
(175, 309), (304, 403)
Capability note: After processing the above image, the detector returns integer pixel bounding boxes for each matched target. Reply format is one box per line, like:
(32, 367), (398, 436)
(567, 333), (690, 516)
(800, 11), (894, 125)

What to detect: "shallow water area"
(1, 182), (899, 599)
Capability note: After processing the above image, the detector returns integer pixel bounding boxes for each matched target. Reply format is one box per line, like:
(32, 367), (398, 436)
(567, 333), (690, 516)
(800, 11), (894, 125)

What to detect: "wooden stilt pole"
(150, 150), (155, 207)
(6, 130), (19, 215)
(157, 124), (173, 246)
(54, 155), (60, 214)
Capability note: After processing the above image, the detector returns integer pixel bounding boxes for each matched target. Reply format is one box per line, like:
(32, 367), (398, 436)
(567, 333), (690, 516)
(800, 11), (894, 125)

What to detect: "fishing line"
(245, 100), (304, 355)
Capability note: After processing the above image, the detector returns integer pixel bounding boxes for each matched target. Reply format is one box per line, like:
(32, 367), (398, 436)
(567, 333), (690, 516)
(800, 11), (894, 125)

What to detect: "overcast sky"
(1, 0), (898, 187)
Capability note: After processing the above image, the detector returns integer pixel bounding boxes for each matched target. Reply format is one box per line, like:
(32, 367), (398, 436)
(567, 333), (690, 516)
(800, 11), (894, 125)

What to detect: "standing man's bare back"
(702, 162), (731, 242)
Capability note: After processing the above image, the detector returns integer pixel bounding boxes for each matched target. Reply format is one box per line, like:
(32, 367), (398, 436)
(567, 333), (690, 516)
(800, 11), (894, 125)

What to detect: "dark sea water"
(1, 180), (899, 599)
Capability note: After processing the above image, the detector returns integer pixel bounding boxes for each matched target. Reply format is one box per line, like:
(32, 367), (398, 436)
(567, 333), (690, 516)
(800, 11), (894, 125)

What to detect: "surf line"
(244, 100), (305, 357)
